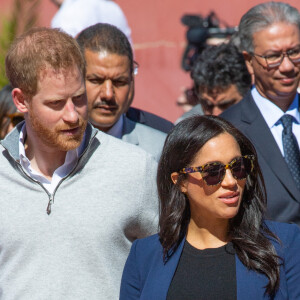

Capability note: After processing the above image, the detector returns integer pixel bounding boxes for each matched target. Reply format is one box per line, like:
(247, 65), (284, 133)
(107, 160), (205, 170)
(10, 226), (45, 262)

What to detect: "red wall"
(1, 0), (300, 122)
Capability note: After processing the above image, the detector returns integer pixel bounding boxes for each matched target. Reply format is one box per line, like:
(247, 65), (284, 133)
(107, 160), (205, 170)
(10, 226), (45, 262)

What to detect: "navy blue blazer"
(221, 92), (300, 224)
(120, 221), (300, 300)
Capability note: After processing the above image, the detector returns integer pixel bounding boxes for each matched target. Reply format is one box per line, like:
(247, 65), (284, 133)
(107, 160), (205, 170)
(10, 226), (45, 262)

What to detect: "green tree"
(0, 0), (41, 88)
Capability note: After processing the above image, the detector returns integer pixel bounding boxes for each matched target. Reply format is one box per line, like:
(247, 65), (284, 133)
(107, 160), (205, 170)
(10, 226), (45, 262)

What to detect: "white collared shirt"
(107, 114), (124, 139)
(19, 124), (85, 194)
(252, 87), (300, 156)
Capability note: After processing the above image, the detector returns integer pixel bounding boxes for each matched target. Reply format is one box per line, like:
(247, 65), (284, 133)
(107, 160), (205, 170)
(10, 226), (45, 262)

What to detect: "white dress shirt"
(51, 0), (132, 42)
(19, 124), (85, 194)
(252, 87), (300, 156)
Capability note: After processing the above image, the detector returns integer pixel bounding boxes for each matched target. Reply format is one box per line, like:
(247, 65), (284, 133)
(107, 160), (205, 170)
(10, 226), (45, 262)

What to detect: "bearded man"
(0, 27), (158, 299)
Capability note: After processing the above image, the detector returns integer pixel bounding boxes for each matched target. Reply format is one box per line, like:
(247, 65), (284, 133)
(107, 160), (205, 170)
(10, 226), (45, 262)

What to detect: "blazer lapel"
(236, 254), (286, 299)
(141, 238), (185, 300)
(239, 93), (299, 201)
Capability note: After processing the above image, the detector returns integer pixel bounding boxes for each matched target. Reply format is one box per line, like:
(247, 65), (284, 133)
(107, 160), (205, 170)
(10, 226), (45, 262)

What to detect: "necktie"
(281, 114), (300, 190)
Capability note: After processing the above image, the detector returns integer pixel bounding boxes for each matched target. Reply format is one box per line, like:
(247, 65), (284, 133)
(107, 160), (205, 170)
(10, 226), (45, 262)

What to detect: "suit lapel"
(141, 238), (185, 300)
(236, 254), (286, 299)
(141, 236), (288, 299)
(239, 93), (299, 201)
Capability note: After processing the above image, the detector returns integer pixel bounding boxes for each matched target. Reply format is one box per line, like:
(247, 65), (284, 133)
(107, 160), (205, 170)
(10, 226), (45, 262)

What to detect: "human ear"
(171, 172), (187, 194)
(243, 51), (254, 76)
(12, 88), (29, 113)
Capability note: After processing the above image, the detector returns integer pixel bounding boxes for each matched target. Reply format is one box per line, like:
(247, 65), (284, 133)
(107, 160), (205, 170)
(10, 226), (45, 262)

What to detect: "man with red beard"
(0, 28), (158, 299)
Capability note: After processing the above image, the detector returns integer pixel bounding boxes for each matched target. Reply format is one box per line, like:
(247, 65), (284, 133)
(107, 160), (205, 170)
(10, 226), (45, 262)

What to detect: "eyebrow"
(86, 73), (130, 80)
(263, 44), (300, 54)
(86, 73), (102, 79)
(73, 89), (86, 97)
(197, 156), (243, 166)
(217, 98), (238, 105)
(44, 88), (86, 102)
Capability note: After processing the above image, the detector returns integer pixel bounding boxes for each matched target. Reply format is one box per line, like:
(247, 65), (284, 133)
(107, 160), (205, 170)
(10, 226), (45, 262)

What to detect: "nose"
(221, 169), (237, 188)
(212, 106), (222, 116)
(278, 55), (295, 72)
(100, 80), (114, 100)
(63, 99), (79, 123)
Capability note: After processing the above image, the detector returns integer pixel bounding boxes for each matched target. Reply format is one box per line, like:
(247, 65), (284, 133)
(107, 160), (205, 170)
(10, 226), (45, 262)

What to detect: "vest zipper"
(14, 161), (55, 214)
(2, 128), (98, 214)
(47, 194), (54, 215)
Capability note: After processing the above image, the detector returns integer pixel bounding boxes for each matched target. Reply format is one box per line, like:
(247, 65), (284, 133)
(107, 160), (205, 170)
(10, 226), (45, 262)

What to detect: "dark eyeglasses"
(179, 155), (255, 186)
(6, 112), (24, 127)
(252, 46), (300, 69)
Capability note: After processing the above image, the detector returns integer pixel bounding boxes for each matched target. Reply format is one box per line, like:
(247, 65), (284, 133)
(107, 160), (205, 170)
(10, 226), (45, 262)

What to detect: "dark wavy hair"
(191, 43), (251, 97)
(157, 115), (281, 296)
(0, 85), (16, 139)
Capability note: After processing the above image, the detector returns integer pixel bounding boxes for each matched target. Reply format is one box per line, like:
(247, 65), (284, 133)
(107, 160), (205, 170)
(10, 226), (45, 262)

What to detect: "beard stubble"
(27, 109), (87, 151)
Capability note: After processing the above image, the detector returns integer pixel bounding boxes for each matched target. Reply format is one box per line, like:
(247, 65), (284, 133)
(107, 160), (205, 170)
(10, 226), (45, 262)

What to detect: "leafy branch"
(0, 0), (41, 88)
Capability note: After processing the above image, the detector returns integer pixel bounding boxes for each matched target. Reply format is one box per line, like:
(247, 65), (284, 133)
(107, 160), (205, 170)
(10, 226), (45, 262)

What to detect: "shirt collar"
(107, 114), (124, 139)
(252, 86), (299, 128)
(18, 123), (86, 181)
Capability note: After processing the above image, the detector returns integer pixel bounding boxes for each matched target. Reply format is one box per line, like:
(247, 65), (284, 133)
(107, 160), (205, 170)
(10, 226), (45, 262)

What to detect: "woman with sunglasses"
(120, 115), (300, 300)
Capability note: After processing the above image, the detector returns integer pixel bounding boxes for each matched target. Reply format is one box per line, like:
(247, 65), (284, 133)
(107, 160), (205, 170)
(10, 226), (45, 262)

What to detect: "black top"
(167, 241), (237, 300)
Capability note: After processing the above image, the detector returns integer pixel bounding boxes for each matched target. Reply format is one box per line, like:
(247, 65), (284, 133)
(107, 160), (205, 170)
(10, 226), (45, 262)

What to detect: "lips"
(95, 104), (117, 109)
(60, 127), (80, 136)
(93, 104), (118, 114)
(280, 79), (297, 85)
(277, 75), (298, 85)
(219, 191), (240, 204)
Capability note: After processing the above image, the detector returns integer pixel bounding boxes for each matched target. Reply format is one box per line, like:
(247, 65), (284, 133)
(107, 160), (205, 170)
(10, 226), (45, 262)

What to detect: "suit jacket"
(174, 104), (204, 125)
(121, 116), (167, 161)
(120, 221), (300, 300)
(221, 92), (300, 225)
(126, 107), (174, 134)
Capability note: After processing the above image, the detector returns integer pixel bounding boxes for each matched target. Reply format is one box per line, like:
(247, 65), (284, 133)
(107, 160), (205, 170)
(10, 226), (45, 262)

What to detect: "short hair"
(77, 23), (134, 73)
(5, 27), (85, 97)
(157, 115), (280, 296)
(239, 2), (300, 53)
(191, 43), (251, 97)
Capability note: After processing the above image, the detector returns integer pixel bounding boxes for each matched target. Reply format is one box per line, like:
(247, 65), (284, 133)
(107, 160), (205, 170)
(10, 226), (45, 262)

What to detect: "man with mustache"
(0, 27), (158, 299)
(221, 2), (300, 224)
(77, 23), (167, 161)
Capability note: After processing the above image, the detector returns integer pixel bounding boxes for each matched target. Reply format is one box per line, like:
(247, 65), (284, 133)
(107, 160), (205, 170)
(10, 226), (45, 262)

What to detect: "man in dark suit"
(221, 2), (300, 224)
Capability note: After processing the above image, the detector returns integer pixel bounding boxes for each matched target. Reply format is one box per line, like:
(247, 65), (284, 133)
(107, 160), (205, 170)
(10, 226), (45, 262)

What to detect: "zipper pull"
(47, 195), (53, 215)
